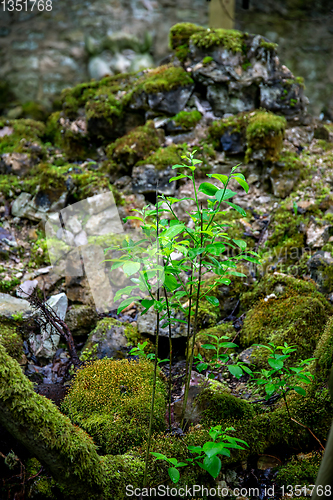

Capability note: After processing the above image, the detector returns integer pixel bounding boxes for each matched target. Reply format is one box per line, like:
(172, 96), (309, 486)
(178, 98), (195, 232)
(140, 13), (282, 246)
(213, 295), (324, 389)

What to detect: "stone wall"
(0, 0), (208, 107)
(1, 0), (333, 117)
(235, 0), (333, 117)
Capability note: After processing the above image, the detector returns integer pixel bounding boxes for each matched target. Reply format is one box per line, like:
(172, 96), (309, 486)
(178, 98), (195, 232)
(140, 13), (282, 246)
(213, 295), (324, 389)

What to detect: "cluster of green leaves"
(129, 342), (168, 364)
(194, 332), (252, 379)
(151, 425), (248, 483)
(251, 342), (314, 411)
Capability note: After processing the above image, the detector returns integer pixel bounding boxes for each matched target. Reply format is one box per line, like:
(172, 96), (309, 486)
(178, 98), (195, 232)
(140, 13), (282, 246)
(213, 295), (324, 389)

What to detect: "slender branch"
(163, 287), (172, 430)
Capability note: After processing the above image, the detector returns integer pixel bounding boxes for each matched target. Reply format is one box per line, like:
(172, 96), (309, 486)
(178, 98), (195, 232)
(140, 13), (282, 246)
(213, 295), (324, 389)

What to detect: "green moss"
(101, 454), (145, 500)
(313, 316), (333, 381)
(61, 358), (166, 454)
(276, 452), (323, 488)
(240, 273), (332, 364)
(137, 65), (193, 94)
(245, 111), (286, 162)
(0, 118), (45, 155)
(21, 101), (48, 122)
(260, 40), (278, 51)
(0, 322), (23, 361)
(172, 110), (202, 129)
(44, 111), (62, 146)
(106, 121), (163, 168)
(137, 144), (182, 170)
(207, 111), (249, 149)
(202, 56), (214, 65)
(29, 236), (51, 268)
(25, 458), (56, 498)
(169, 23), (205, 50)
(191, 28), (245, 52)
(194, 386), (255, 426)
(0, 277), (20, 293)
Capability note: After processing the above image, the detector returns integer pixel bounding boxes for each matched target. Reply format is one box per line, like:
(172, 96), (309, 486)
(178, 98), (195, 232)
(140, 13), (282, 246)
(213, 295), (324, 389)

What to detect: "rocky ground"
(1, 23), (333, 500)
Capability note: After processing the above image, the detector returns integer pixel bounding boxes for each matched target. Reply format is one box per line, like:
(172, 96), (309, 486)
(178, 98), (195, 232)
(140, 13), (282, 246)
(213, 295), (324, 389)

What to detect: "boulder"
(132, 164), (176, 196)
(306, 252), (333, 294)
(82, 318), (133, 360)
(0, 293), (33, 320)
(65, 304), (99, 337)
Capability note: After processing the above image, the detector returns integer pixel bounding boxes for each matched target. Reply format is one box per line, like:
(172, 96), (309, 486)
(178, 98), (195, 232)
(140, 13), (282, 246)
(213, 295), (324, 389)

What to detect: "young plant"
(251, 342), (315, 418)
(151, 425), (248, 483)
(194, 333), (253, 380)
(129, 341), (168, 364)
(104, 150), (260, 484)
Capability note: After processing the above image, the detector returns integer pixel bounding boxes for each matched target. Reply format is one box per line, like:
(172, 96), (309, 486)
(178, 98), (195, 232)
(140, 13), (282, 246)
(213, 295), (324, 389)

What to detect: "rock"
(0, 293), (33, 320)
(82, 318), (132, 360)
(306, 221), (333, 248)
(147, 85), (195, 115)
(29, 293), (68, 360)
(129, 53), (154, 73)
(65, 304), (99, 337)
(220, 130), (245, 154)
(88, 56), (113, 80)
(137, 307), (187, 338)
(85, 206), (123, 236)
(16, 279), (38, 299)
(74, 230), (88, 246)
(268, 165), (299, 198)
(11, 190), (67, 221)
(0, 226), (17, 247)
(66, 216), (82, 235)
(109, 52), (132, 74)
(207, 83), (257, 116)
(0, 153), (33, 176)
(132, 164), (176, 196)
(306, 251), (333, 293)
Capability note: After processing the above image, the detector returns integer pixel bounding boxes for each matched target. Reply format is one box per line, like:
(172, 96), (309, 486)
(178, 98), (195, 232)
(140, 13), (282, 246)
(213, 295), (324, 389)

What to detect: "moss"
(29, 236), (51, 268)
(123, 323), (154, 354)
(240, 273), (332, 365)
(44, 111), (62, 147)
(61, 358), (166, 454)
(137, 144), (183, 170)
(137, 65), (193, 94)
(169, 22), (205, 50)
(207, 111), (249, 149)
(313, 316), (333, 381)
(245, 111), (286, 162)
(260, 40), (278, 51)
(191, 28), (245, 52)
(202, 56), (214, 65)
(25, 458), (56, 499)
(0, 322), (23, 361)
(172, 110), (202, 129)
(174, 44), (190, 62)
(106, 121), (163, 168)
(0, 277), (20, 293)
(101, 454), (145, 500)
(0, 118), (45, 155)
(21, 101), (48, 122)
(194, 386), (255, 426)
(276, 451), (323, 488)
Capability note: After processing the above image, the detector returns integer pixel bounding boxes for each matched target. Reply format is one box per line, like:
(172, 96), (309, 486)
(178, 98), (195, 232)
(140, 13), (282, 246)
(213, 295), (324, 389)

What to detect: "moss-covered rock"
(170, 110), (202, 130)
(313, 316), (333, 381)
(240, 273), (332, 365)
(106, 121), (164, 169)
(137, 143), (183, 171)
(245, 110), (286, 162)
(0, 119), (45, 155)
(0, 321), (24, 362)
(61, 358), (166, 454)
(276, 451), (323, 489)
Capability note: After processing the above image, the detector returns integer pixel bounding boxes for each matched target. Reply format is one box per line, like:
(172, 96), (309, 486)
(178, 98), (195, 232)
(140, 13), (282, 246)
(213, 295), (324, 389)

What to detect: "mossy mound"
(61, 358), (166, 454)
(0, 322), (24, 361)
(245, 110), (286, 162)
(137, 143), (183, 170)
(276, 451), (323, 489)
(240, 273), (332, 365)
(0, 118), (45, 155)
(208, 110), (286, 161)
(171, 110), (202, 129)
(106, 121), (164, 169)
(313, 316), (333, 381)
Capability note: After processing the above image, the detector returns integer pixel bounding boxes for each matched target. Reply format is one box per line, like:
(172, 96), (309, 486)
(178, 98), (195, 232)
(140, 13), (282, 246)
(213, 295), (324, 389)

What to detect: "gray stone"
(0, 293), (33, 320)
(29, 292), (68, 360)
(66, 216), (82, 235)
(11, 191), (67, 222)
(137, 307), (188, 338)
(129, 53), (154, 73)
(132, 164), (176, 196)
(65, 304), (99, 337)
(82, 318), (131, 360)
(16, 279), (38, 299)
(0, 153), (33, 176)
(88, 56), (113, 80)
(148, 84), (194, 115)
(306, 222), (333, 248)
(306, 251), (333, 293)
(74, 230), (88, 247)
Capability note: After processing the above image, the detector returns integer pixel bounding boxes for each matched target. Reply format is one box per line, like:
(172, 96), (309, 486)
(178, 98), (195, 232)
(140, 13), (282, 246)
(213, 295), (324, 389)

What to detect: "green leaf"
(117, 297), (141, 314)
(232, 176), (249, 193)
(201, 344), (216, 350)
(202, 455), (221, 479)
(164, 274), (179, 291)
(198, 182), (219, 197)
(227, 271), (247, 277)
(188, 247), (205, 259)
(114, 286), (137, 302)
(208, 173), (228, 185)
(265, 383), (276, 397)
(162, 224), (185, 239)
(123, 261), (141, 276)
(192, 159), (203, 165)
(172, 164), (186, 169)
(206, 243), (225, 255)
(206, 295), (219, 307)
(293, 200), (298, 216)
(220, 342), (238, 348)
(215, 189), (237, 202)
(150, 452), (167, 460)
(228, 365), (243, 379)
(169, 174), (191, 182)
(240, 255), (261, 265)
(168, 467), (180, 483)
(268, 358), (284, 370)
(225, 201), (247, 216)
(141, 299), (154, 311)
(294, 386), (306, 396)
(233, 239), (247, 250)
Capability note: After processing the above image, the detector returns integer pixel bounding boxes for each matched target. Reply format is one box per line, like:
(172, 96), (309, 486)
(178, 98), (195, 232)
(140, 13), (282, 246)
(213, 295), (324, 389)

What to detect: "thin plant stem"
(181, 208), (203, 430)
(163, 287), (172, 430)
(143, 190), (160, 487)
(181, 262), (193, 429)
